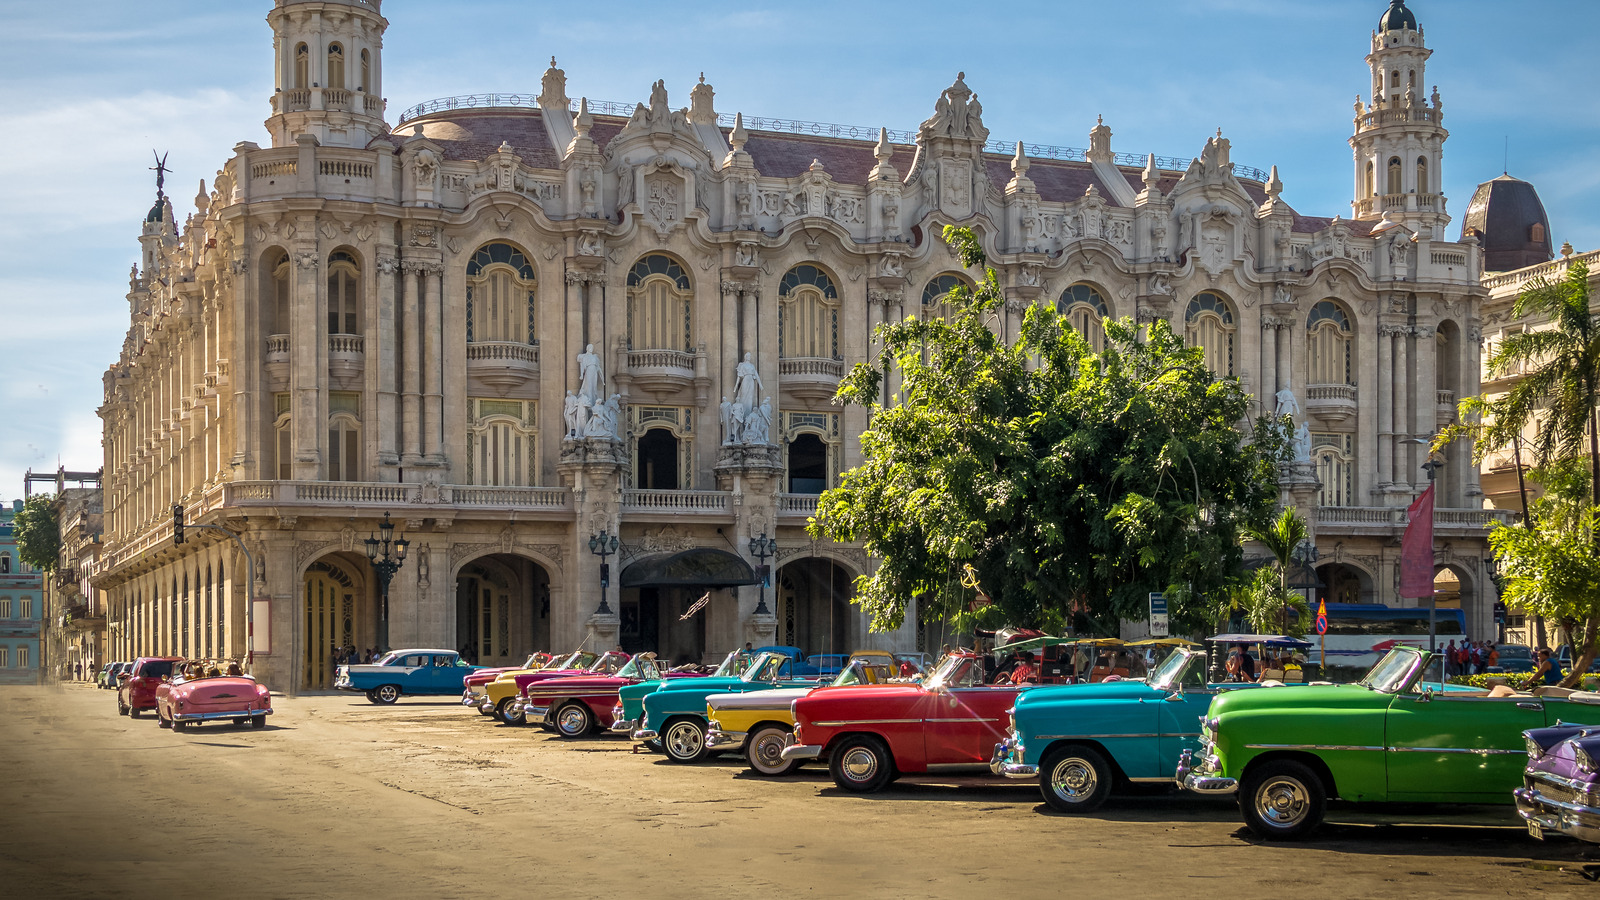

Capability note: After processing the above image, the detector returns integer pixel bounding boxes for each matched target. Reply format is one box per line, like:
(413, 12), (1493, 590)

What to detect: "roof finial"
(699, 72), (705, 84)
(550, 56), (557, 68)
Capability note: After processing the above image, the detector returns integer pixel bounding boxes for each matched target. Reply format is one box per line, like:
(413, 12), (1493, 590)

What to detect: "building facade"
(0, 501), (45, 685)
(94, 0), (1504, 692)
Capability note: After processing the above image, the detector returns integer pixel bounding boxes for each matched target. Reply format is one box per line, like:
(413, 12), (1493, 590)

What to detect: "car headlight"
(1526, 736), (1543, 761)
(1577, 745), (1595, 776)
(1203, 716), (1220, 734)
(708, 719), (721, 731)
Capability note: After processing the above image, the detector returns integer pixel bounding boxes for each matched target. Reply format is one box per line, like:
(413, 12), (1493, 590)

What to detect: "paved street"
(2, 683), (1596, 899)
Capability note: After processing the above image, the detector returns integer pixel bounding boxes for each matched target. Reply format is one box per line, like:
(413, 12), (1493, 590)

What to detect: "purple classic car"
(1518, 722), (1600, 842)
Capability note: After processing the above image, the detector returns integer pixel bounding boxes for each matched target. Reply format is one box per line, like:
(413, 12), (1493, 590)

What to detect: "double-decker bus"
(1313, 603), (1468, 672)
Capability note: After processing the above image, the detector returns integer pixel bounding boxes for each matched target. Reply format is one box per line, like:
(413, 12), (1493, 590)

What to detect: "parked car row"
(113, 656), (272, 730)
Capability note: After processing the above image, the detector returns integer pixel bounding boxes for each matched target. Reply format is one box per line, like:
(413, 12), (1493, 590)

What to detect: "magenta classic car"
(1519, 720), (1600, 842)
(155, 673), (273, 730)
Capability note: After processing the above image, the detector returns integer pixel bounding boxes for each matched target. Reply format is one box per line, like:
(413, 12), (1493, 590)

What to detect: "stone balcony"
(1436, 389), (1457, 426)
(779, 357), (845, 402)
(466, 340), (540, 390)
(1315, 505), (1515, 537)
(624, 348), (699, 395)
(328, 334), (365, 387)
(1305, 383), (1357, 426)
(265, 334), (290, 386)
(777, 493), (821, 520)
(621, 489), (733, 523)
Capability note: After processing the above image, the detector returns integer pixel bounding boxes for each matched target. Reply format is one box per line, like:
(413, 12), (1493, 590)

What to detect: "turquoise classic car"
(609, 650), (754, 740)
(634, 650), (820, 763)
(1177, 645), (1600, 839)
(992, 647), (1256, 812)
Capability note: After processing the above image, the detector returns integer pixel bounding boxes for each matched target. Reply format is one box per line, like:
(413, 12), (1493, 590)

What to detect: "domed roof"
(1461, 174), (1554, 272)
(145, 196), (165, 224)
(1379, 0), (1419, 32)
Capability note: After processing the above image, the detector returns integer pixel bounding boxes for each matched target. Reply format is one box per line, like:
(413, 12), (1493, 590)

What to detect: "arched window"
(467, 398), (537, 487)
(1364, 162), (1375, 199)
(1390, 70), (1400, 89)
(1185, 292), (1236, 377)
(1058, 283), (1110, 352)
(1387, 157), (1403, 195)
(293, 44), (308, 90)
(465, 242), (536, 344)
(359, 49), (371, 92)
(328, 392), (361, 482)
(778, 265), (839, 359)
(327, 251), (360, 335)
(327, 43), (345, 91)
(1415, 156), (1429, 194)
(636, 429), (679, 490)
(1531, 223), (1546, 244)
(1307, 300), (1354, 386)
(921, 273), (969, 321)
(787, 433), (828, 494)
(270, 251), (290, 334)
(626, 254), (691, 351)
(0, 552), (10, 575)
(1314, 433), (1355, 507)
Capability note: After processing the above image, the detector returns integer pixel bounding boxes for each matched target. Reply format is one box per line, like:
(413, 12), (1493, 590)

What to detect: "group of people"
(331, 645), (376, 669)
(1440, 639), (1500, 676)
(1224, 645), (1305, 683)
(176, 660), (244, 680)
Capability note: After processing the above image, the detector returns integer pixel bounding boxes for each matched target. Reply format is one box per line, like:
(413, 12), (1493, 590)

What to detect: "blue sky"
(0, 0), (1596, 500)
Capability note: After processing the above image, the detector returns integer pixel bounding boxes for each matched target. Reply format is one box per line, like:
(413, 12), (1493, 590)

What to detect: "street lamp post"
(364, 512), (409, 654)
(748, 532), (778, 616)
(588, 530), (619, 616)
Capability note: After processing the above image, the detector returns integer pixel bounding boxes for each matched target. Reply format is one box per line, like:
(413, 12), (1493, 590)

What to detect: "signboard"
(251, 596), (272, 655)
(1315, 599), (1329, 636)
(1148, 592), (1170, 639)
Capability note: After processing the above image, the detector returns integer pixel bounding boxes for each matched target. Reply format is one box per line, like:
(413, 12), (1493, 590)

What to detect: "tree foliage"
(14, 493), (60, 574)
(811, 226), (1285, 637)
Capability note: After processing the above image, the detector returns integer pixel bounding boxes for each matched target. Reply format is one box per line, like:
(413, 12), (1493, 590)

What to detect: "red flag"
(1400, 483), (1436, 598)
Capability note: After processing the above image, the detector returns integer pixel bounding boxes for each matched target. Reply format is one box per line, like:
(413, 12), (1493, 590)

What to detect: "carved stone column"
(557, 440), (626, 651)
(290, 246), (322, 480)
(1377, 322), (1397, 492)
(423, 262), (445, 466)
(375, 252), (400, 475)
(399, 261), (424, 469)
(1259, 316), (1279, 411)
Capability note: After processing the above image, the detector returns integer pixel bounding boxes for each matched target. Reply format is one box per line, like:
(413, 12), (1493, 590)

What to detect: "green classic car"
(1177, 645), (1600, 839)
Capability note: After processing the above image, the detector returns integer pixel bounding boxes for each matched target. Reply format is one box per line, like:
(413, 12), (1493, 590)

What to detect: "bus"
(1313, 603), (1467, 673)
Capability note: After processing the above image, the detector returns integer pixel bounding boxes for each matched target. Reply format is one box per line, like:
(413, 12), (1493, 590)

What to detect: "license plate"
(1527, 820), (1544, 840)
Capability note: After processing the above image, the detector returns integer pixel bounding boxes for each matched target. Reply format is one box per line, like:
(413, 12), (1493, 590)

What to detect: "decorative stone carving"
(644, 174), (681, 236)
(1274, 388), (1300, 418)
(412, 148), (439, 192)
(918, 72), (989, 143)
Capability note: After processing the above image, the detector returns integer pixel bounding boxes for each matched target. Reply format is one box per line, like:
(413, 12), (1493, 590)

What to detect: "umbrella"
(1127, 638), (1200, 648)
(1207, 633), (1314, 649)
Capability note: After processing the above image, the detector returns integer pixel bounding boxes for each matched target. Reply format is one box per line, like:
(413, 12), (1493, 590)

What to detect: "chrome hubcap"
(1257, 776), (1310, 827)
(558, 707), (587, 734)
(379, 686), (398, 702)
(667, 723), (703, 758)
(753, 733), (787, 771)
(1051, 758), (1098, 802)
(841, 747), (879, 782)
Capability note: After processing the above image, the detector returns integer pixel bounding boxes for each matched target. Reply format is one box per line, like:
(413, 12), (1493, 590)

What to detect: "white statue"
(585, 393), (620, 440)
(577, 343), (603, 405)
(733, 352), (762, 414)
(1292, 421), (1313, 463)
(742, 397), (772, 445)
(719, 396), (742, 446)
(1274, 388), (1300, 419)
(562, 390), (584, 440)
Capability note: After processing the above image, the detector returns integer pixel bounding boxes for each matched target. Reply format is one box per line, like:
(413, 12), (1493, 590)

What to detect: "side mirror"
(1416, 687), (1434, 703)
(1164, 690), (1185, 702)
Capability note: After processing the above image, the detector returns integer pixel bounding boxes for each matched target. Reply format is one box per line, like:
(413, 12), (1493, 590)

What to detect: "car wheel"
(746, 725), (802, 777)
(172, 717), (189, 732)
(251, 715), (267, 729)
(476, 700), (495, 717)
(374, 684), (401, 705)
(365, 690), (381, 704)
(496, 698), (525, 726)
(645, 738), (665, 754)
(157, 710), (172, 729)
(233, 718), (247, 726)
(117, 701), (129, 717)
(129, 707), (141, 719)
(829, 735), (894, 793)
(1240, 759), (1326, 840)
(554, 703), (592, 738)
(1039, 744), (1115, 813)
(661, 717), (708, 763)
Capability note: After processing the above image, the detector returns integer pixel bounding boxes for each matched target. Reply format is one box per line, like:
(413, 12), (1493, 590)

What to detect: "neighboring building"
(26, 469), (107, 681)
(0, 501), (45, 685)
(94, 0), (1503, 692)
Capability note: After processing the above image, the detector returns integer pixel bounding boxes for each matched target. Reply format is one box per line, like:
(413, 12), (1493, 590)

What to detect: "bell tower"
(265, 0), (389, 148)
(1349, 0), (1449, 236)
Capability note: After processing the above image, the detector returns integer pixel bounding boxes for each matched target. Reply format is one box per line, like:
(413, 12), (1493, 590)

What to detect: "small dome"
(145, 197), (165, 223)
(1379, 0), (1419, 33)
(1460, 174), (1554, 272)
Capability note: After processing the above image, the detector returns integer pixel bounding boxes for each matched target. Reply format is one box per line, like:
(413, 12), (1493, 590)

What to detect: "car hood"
(798, 684), (926, 706)
(1209, 682), (1375, 717)
(1012, 680), (1159, 711)
(523, 675), (638, 694)
(653, 677), (746, 694)
(707, 687), (812, 711)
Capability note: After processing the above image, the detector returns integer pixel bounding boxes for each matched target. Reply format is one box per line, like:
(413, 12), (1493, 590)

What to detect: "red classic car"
(462, 652), (561, 714)
(117, 656), (183, 718)
(476, 650), (632, 724)
(515, 653), (697, 738)
(783, 650), (1023, 792)
(156, 672), (273, 730)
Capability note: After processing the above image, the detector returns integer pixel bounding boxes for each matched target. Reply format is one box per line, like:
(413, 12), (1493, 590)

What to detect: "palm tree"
(1241, 507), (1311, 635)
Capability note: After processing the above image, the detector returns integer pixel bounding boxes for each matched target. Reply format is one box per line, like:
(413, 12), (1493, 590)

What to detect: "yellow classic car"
(705, 653), (896, 776)
(477, 650), (605, 724)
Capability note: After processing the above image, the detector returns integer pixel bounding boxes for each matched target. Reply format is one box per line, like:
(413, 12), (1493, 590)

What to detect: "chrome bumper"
(1175, 748), (1238, 795)
(174, 708), (272, 722)
(462, 692), (482, 707)
(1516, 785), (1600, 843)
(632, 727), (659, 742)
(478, 695), (497, 714)
(989, 738), (1036, 778)
(525, 704), (551, 726)
(705, 727), (747, 751)
(610, 717), (638, 734)
(780, 732), (822, 761)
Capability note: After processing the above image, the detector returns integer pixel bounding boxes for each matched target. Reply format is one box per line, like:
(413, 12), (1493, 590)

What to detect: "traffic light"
(173, 503), (185, 546)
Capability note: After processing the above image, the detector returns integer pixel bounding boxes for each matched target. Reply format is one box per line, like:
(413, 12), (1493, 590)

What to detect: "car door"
(1154, 688), (1214, 780)
(427, 655), (458, 692)
(1384, 691), (1546, 801)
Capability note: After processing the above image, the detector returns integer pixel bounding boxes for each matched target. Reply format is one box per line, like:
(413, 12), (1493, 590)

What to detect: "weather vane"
(150, 150), (170, 199)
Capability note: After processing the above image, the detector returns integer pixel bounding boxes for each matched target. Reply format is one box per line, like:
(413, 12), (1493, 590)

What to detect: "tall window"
(17, 646), (27, 669)
(20, 596), (31, 619)
(327, 251), (360, 334)
(0, 553), (9, 575)
(328, 392), (361, 482)
(1415, 156), (1429, 194)
(271, 253), (291, 334)
(778, 265), (839, 359)
(327, 43), (346, 90)
(1364, 162), (1375, 199)
(1185, 293), (1236, 377)
(0, 648), (8, 669)
(627, 255), (691, 351)
(1059, 283), (1110, 352)
(293, 44), (308, 90)
(1314, 433), (1356, 507)
(273, 393), (292, 479)
(1307, 300), (1354, 385)
(921, 274), (969, 321)
(467, 399), (538, 487)
(466, 243), (536, 344)
(1387, 157), (1403, 195)
(0, 596), (10, 618)
(360, 49), (371, 92)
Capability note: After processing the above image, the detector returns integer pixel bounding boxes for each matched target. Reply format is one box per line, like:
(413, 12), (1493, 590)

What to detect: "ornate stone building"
(94, 0), (1505, 691)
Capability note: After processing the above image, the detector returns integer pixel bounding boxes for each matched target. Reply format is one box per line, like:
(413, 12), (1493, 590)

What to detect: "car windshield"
(1149, 649), (1206, 691)
(139, 660), (174, 679)
(925, 655), (982, 690)
(616, 656), (660, 681)
(833, 662), (893, 686)
(740, 652), (793, 683)
(589, 652), (628, 674)
(714, 651), (755, 678)
(1359, 648), (1423, 693)
(564, 651), (598, 670)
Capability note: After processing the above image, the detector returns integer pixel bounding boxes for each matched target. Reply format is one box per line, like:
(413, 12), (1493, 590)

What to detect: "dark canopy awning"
(620, 548), (759, 588)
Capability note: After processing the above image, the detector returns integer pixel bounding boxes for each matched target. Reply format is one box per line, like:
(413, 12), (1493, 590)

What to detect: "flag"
(1400, 483), (1436, 598)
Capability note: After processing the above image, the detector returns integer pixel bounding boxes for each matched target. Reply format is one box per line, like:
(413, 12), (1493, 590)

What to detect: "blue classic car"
(991, 648), (1255, 812)
(634, 650), (819, 762)
(335, 649), (482, 704)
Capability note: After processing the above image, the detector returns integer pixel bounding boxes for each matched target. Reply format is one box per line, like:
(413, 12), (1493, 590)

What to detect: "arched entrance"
(303, 555), (372, 690)
(454, 554), (551, 665)
(619, 548), (758, 666)
(1316, 562), (1375, 606)
(776, 557), (856, 657)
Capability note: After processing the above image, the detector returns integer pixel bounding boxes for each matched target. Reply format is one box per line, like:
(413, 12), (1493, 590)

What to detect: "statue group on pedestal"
(1275, 388), (1312, 464)
(564, 344), (621, 441)
(721, 352), (773, 445)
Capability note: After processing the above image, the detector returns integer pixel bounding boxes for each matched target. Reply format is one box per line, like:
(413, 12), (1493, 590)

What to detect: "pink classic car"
(156, 672), (273, 730)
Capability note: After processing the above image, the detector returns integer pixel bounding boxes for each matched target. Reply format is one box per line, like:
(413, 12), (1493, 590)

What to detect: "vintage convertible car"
(463, 652), (563, 714)
(706, 654), (898, 775)
(610, 650), (752, 741)
(117, 656), (183, 717)
(993, 647), (1261, 812)
(156, 672), (272, 730)
(1518, 721), (1600, 842)
(514, 653), (684, 737)
(634, 650), (820, 763)
(783, 650), (1023, 792)
(478, 650), (627, 725)
(335, 649), (483, 704)
(1177, 645), (1600, 839)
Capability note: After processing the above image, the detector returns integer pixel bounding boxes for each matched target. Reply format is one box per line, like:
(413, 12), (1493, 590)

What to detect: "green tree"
(1240, 507), (1312, 636)
(811, 225), (1285, 637)
(14, 493), (60, 574)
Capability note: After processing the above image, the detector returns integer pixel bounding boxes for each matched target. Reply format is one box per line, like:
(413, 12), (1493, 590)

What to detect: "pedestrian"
(1523, 648), (1562, 691)
(1487, 644), (1500, 670)
(1226, 644), (1256, 683)
(1444, 640), (1457, 677)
